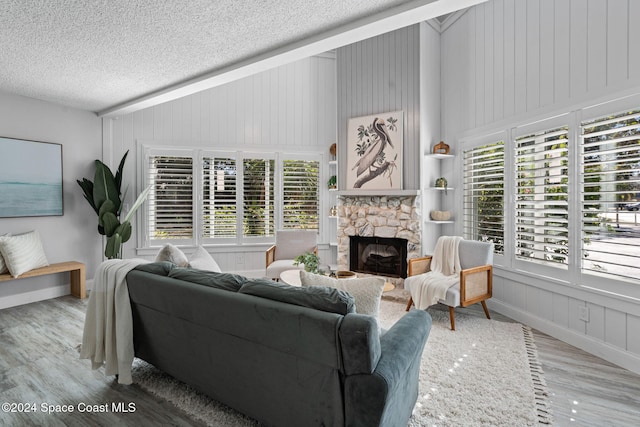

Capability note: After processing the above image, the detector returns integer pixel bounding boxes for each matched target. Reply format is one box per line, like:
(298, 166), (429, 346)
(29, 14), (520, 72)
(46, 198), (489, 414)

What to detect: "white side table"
(279, 269), (301, 286)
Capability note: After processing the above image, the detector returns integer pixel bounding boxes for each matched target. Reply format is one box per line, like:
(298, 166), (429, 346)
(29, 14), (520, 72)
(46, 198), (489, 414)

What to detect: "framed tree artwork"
(346, 111), (403, 190)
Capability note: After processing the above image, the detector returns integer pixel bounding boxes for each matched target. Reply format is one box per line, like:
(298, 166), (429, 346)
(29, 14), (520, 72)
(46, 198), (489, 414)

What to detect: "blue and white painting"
(0, 137), (63, 217)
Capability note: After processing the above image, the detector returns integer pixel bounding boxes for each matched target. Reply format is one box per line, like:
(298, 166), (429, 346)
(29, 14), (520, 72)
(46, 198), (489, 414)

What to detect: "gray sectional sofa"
(126, 262), (432, 427)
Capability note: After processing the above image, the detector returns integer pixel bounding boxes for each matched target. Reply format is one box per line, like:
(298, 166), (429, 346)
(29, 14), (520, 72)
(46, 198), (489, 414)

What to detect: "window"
(146, 152), (194, 244)
(282, 159), (320, 230)
(243, 157), (275, 238)
(463, 141), (505, 253)
(581, 110), (640, 282)
(515, 126), (569, 267)
(143, 147), (320, 247)
(202, 156), (237, 240)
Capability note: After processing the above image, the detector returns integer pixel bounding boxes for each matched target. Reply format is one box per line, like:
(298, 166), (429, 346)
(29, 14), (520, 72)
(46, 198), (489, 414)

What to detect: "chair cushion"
(440, 283), (461, 307)
(265, 259), (303, 279)
(274, 230), (317, 260)
(458, 240), (493, 269)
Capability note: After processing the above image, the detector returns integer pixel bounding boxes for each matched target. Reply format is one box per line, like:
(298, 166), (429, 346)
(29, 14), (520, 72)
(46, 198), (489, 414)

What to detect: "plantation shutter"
(462, 141), (505, 254)
(243, 157), (275, 237)
(581, 110), (640, 281)
(515, 126), (569, 266)
(146, 153), (194, 243)
(282, 159), (320, 230)
(202, 155), (237, 239)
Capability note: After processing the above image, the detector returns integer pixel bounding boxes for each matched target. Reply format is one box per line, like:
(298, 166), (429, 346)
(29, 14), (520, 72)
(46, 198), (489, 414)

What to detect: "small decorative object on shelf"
(329, 143), (337, 158)
(430, 210), (451, 221)
(435, 177), (447, 188)
(433, 141), (450, 155)
(330, 206), (338, 216)
(328, 175), (337, 190)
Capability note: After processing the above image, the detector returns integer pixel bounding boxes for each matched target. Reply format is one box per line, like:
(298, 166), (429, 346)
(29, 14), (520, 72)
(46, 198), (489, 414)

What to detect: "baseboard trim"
(488, 299), (640, 376)
(0, 279), (95, 310)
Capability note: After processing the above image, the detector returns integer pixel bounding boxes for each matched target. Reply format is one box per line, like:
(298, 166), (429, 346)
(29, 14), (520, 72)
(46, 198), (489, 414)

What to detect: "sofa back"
(126, 266), (381, 426)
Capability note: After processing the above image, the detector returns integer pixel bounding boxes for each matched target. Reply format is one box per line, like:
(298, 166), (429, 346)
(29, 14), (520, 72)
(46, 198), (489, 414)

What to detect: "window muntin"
(581, 110), (640, 282)
(515, 127), (569, 267)
(463, 141), (505, 254)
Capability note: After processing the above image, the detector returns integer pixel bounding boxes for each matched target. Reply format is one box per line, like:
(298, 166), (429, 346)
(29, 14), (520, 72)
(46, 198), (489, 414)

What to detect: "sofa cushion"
(154, 244), (189, 267)
(239, 278), (355, 315)
(300, 271), (385, 318)
(168, 268), (248, 292)
(133, 261), (177, 276)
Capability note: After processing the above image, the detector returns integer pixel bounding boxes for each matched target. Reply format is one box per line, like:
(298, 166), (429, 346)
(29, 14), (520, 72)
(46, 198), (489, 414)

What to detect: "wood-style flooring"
(1, 295), (639, 426)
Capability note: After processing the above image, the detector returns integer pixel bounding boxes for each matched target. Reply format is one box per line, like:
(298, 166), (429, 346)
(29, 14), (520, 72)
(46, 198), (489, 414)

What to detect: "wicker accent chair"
(265, 230), (317, 280)
(405, 239), (493, 330)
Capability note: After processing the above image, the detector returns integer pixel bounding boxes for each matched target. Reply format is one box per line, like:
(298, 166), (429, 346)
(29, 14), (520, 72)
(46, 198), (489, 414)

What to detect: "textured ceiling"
(0, 0), (459, 114)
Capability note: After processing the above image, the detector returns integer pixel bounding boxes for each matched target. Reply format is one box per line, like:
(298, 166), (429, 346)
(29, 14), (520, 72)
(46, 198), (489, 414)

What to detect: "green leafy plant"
(77, 151), (151, 259)
(327, 175), (337, 189)
(293, 251), (323, 274)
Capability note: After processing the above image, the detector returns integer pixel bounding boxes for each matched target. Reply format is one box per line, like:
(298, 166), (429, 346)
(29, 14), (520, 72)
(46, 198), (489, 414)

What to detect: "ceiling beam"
(98, 0), (486, 117)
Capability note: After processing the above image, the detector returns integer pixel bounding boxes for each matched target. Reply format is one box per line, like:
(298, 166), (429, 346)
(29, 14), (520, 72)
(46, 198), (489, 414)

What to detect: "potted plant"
(77, 150), (151, 259)
(293, 251), (324, 274)
(327, 175), (337, 190)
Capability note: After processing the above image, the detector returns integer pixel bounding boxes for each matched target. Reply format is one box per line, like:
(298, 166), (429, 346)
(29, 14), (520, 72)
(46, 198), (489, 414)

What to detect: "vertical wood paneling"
(475, 5), (486, 126)
(514, 1), (527, 114)
(569, 299), (586, 334)
(586, 302), (605, 341)
(526, 0), (541, 111)
(336, 25), (421, 189)
(628, 315), (640, 354)
(604, 308), (627, 349)
(586, 0), (607, 91)
(629, 1), (640, 79)
(493, 0), (505, 120)
(552, 293), (570, 328)
(502, 0), (516, 118)
(607, 0), (629, 86)
(554, 0), (570, 102)
(539, 0), (555, 107)
(484, 2), (494, 124)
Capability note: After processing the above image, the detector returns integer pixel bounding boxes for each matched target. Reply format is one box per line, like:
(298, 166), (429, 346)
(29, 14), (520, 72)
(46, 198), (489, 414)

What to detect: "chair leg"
(448, 306), (456, 331)
(405, 297), (413, 312)
(481, 300), (491, 319)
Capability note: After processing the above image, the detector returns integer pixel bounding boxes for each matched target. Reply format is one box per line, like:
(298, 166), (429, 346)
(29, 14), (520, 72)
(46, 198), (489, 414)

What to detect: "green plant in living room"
(293, 251), (324, 274)
(77, 150), (151, 259)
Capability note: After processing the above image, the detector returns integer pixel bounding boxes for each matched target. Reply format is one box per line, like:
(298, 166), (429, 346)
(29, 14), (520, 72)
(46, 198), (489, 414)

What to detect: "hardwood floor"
(1, 295), (639, 426)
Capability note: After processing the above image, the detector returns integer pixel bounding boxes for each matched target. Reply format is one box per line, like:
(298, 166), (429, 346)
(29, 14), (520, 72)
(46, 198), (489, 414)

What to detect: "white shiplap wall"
(104, 55), (337, 275)
(336, 24), (421, 190)
(441, 0), (640, 374)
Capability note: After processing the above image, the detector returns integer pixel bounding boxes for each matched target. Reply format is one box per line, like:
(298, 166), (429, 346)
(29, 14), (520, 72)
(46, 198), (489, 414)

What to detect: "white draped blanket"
(405, 236), (462, 309)
(80, 258), (149, 384)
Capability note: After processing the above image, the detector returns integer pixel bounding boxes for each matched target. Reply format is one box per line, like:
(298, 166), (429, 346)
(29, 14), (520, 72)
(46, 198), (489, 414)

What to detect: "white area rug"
(131, 300), (552, 426)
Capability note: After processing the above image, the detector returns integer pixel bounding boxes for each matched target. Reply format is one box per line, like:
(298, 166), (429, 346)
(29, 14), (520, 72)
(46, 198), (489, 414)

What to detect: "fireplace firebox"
(349, 236), (408, 278)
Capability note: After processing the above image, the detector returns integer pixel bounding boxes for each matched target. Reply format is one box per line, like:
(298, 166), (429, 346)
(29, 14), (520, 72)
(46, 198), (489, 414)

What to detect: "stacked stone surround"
(336, 195), (421, 286)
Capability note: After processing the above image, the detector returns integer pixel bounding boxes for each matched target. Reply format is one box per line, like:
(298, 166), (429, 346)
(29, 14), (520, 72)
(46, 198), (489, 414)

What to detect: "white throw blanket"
(405, 236), (463, 309)
(80, 258), (149, 384)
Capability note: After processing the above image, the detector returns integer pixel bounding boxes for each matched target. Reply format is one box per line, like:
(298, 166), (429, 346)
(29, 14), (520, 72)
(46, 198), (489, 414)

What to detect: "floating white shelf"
(425, 220), (455, 224)
(328, 215), (338, 219)
(336, 189), (420, 196)
(329, 160), (337, 166)
(429, 187), (454, 191)
(424, 153), (454, 159)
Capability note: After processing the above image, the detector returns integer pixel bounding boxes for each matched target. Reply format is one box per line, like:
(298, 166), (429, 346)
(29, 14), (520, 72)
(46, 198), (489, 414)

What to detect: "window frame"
(140, 145), (321, 249)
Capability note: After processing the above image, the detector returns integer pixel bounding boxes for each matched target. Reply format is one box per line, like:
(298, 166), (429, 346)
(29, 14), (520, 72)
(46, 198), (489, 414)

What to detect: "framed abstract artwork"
(345, 111), (403, 190)
(0, 136), (63, 217)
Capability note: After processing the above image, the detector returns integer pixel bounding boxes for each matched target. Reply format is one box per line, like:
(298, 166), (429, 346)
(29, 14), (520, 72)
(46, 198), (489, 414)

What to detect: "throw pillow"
(300, 271), (385, 318)
(154, 244), (189, 267)
(0, 234), (8, 274)
(188, 246), (222, 272)
(239, 278), (355, 315)
(0, 230), (49, 278)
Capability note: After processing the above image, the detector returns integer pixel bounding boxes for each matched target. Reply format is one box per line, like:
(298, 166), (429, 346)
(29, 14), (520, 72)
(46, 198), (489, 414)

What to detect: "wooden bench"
(0, 261), (86, 299)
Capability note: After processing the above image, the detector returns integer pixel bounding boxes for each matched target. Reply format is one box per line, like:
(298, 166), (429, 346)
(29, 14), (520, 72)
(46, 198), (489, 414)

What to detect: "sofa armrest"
(460, 264), (492, 306)
(344, 310), (432, 427)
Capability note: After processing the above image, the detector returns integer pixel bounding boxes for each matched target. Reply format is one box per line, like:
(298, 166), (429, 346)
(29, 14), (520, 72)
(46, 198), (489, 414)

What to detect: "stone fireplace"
(336, 194), (421, 286)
